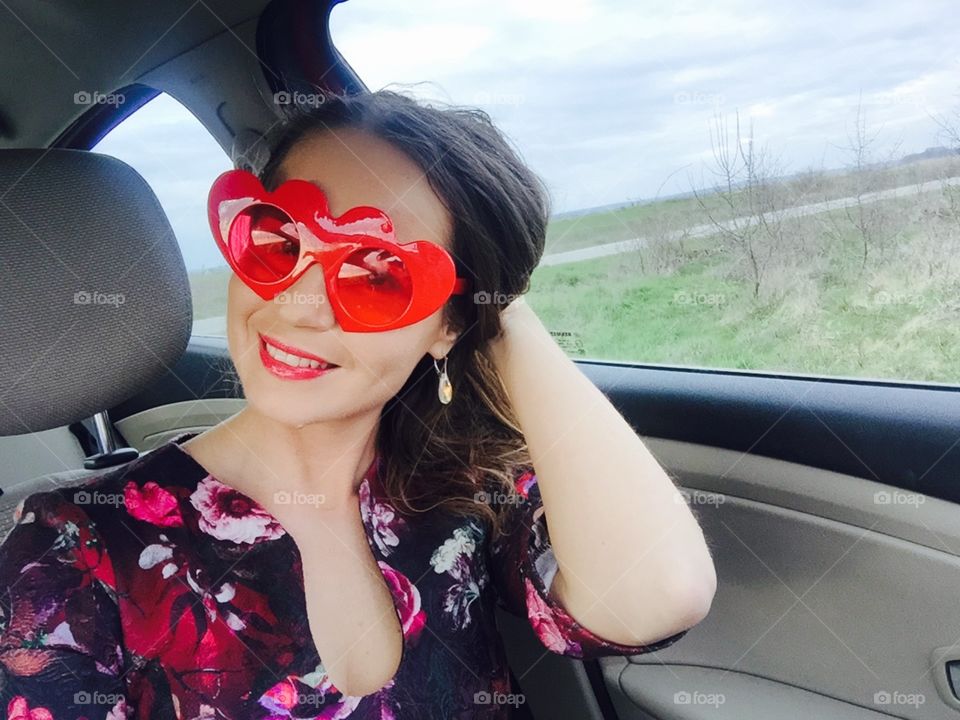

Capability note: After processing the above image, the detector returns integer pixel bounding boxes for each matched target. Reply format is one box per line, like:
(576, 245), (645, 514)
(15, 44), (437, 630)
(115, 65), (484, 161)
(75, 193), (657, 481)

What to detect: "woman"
(0, 89), (715, 719)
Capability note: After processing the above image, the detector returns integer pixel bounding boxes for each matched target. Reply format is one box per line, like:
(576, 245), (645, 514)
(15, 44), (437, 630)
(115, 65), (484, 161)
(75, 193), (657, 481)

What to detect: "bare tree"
(621, 166), (696, 277)
(629, 213), (693, 276)
(932, 101), (960, 151)
(824, 95), (905, 272)
(931, 99), (960, 229)
(846, 97), (880, 269)
(692, 110), (789, 298)
(920, 100), (960, 280)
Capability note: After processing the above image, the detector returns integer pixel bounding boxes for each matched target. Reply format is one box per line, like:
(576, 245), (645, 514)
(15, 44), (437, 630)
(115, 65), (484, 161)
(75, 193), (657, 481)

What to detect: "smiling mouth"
(259, 334), (339, 370)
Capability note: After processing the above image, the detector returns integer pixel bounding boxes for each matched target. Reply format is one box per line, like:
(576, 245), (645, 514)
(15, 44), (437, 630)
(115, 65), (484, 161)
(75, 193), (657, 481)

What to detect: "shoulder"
(1, 478), (122, 594)
(8, 440), (193, 545)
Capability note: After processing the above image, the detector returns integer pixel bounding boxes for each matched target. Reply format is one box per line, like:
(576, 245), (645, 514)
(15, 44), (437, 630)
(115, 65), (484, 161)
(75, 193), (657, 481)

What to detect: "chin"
(247, 394), (334, 428)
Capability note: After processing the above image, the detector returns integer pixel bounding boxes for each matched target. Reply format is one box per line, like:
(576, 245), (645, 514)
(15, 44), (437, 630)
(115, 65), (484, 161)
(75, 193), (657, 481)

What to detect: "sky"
(94, 0), (960, 272)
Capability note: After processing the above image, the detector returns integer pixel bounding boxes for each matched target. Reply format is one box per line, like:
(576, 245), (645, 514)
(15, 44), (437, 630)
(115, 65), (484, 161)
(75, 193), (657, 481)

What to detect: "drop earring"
(434, 355), (453, 405)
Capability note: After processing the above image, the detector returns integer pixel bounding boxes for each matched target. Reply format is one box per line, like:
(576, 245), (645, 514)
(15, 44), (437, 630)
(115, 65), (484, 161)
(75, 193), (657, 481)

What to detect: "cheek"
(226, 277), (265, 370)
(351, 327), (434, 393)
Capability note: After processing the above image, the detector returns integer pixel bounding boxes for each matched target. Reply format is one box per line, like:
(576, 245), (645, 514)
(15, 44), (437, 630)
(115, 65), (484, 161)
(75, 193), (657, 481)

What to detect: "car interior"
(2, 1), (960, 719)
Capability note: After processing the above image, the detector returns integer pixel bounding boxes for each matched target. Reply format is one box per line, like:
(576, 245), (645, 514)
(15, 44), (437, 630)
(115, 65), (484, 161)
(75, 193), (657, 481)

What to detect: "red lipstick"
(258, 334), (339, 381)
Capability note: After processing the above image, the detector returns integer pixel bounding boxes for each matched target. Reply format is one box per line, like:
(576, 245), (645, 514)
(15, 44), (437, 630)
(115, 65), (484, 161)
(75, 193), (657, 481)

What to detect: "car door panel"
(600, 439), (960, 720)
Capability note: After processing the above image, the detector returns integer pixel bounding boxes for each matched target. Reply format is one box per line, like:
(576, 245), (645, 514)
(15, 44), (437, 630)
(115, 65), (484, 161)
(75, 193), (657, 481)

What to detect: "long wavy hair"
(245, 88), (550, 539)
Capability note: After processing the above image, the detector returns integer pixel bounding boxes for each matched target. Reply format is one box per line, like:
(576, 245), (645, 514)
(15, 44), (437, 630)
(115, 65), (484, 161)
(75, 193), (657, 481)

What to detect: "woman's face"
(225, 127), (461, 427)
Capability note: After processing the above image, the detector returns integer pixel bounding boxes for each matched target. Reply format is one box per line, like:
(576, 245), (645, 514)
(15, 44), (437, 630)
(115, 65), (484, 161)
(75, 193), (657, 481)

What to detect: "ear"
(427, 320), (460, 360)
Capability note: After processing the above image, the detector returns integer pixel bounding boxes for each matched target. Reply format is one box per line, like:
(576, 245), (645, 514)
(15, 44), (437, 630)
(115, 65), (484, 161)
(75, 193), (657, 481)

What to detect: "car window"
(92, 92), (232, 337)
(331, 1), (960, 385)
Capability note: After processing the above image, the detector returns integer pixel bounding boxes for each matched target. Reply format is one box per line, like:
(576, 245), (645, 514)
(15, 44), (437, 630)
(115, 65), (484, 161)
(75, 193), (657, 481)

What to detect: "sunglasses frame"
(207, 168), (472, 333)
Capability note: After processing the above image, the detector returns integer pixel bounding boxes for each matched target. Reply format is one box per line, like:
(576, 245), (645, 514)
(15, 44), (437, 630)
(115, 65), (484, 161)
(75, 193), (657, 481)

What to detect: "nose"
(274, 261), (338, 330)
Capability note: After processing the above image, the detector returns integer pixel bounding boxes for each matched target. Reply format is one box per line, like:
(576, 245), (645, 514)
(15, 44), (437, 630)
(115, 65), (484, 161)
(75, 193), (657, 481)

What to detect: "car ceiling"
(0, 0), (270, 149)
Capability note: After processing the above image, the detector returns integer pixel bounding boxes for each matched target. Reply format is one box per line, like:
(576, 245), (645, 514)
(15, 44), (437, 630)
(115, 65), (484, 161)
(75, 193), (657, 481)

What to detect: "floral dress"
(0, 431), (688, 719)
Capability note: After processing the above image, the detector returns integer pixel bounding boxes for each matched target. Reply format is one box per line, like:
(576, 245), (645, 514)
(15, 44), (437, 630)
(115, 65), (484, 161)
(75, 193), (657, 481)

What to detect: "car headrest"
(0, 149), (192, 436)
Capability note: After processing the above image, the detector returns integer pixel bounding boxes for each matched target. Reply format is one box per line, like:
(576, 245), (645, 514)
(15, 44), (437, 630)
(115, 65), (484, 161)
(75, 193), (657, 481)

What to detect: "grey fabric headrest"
(0, 149), (192, 436)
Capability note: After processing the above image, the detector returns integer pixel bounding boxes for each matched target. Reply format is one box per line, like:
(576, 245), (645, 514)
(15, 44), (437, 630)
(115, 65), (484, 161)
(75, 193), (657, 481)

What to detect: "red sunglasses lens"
(336, 247), (413, 327)
(227, 203), (417, 328)
(229, 205), (301, 283)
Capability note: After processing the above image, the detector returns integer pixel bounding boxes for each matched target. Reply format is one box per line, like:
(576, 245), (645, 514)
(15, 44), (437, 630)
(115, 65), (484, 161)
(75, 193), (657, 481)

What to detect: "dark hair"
(246, 88), (550, 537)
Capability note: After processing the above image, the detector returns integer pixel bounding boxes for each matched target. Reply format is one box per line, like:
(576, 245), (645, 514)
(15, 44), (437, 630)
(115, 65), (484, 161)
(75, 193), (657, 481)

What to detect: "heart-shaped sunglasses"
(207, 169), (471, 332)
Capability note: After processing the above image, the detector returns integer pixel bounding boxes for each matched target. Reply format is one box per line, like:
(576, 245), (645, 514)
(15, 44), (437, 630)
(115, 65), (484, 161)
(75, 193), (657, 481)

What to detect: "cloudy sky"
(95, 0), (960, 271)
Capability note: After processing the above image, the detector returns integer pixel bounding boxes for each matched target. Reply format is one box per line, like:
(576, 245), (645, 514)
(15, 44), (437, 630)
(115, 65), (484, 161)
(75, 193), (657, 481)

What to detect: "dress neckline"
(164, 430), (383, 527)
(159, 430), (408, 701)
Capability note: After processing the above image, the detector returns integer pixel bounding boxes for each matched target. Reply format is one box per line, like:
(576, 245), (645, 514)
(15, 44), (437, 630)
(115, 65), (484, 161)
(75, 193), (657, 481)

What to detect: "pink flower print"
(106, 697), (133, 719)
(430, 523), (484, 630)
(525, 577), (582, 656)
(514, 469), (537, 498)
(259, 677), (298, 715)
(439, 556), (482, 631)
(378, 561), (426, 644)
(124, 481), (184, 527)
(359, 480), (403, 556)
(259, 666), (362, 718)
(189, 476), (285, 544)
(6, 696), (53, 720)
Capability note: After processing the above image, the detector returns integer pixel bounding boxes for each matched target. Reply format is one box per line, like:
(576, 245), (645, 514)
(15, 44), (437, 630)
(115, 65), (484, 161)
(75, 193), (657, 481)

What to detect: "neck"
(188, 405), (380, 514)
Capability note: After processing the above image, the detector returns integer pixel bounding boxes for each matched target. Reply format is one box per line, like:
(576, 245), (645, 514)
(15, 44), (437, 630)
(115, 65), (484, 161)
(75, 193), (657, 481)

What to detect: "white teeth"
(264, 341), (328, 370)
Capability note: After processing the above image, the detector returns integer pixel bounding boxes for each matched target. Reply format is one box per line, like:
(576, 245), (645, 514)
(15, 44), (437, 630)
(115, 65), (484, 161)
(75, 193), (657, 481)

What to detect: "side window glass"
(92, 92), (232, 337)
(331, 3), (960, 385)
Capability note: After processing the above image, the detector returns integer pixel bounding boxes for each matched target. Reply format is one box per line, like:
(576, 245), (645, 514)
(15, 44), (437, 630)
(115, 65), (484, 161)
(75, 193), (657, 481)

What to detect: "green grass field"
(531, 189), (960, 384)
(525, 246), (959, 383)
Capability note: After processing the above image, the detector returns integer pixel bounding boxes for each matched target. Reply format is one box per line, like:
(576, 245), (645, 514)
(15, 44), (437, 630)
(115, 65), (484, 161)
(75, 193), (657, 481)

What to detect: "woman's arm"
(487, 298), (717, 646)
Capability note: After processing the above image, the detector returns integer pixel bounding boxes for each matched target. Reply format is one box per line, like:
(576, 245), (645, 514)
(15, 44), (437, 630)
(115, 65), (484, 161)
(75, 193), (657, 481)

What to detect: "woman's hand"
(487, 295), (544, 368)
